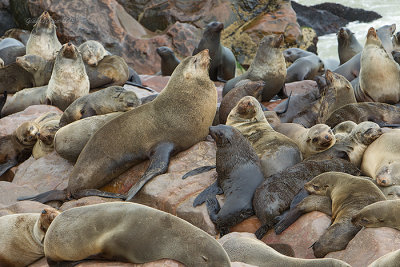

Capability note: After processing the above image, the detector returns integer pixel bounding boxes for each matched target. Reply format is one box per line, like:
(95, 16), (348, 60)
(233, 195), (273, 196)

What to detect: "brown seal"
(59, 86), (140, 127)
(32, 118), (61, 159)
(357, 27), (400, 103)
(275, 123), (336, 159)
(0, 208), (59, 267)
(352, 199), (400, 231)
(337, 27), (362, 65)
(226, 96), (302, 177)
(46, 42), (90, 111)
(78, 40), (109, 66)
(156, 46), (180, 76)
(26, 11), (62, 60)
(285, 54), (324, 83)
(223, 34), (286, 101)
(361, 131), (400, 186)
(253, 159), (360, 239)
(20, 49), (217, 203)
(219, 80), (264, 124)
(0, 62), (34, 94)
(44, 202), (231, 266)
(193, 21), (236, 81)
(303, 172), (385, 257)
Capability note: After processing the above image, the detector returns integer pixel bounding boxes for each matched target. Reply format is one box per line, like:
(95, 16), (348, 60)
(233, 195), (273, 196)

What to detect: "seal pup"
(219, 80), (264, 124)
(226, 96), (302, 178)
(26, 11), (62, 60)
(32, 119), (61, 159)
(46, 42), (90, 111)
(357, 27), (400, 103)
(337, 27), (362, 65)
(193, 21), (236, 81)
(368, 248), (400, 267)
(223, 35), (286, 101)
(361, 131), (400, 186)
(332, 121), (357, 137)
(285, 54), (324, 83)
(352, 200), (400, 231)
(44, 202), (231, 266)
(55, 112), (123, 162)
(78, 40), (109, 66)
(0, 45), (26, 66)
(275, 123), (335, 158)
(0, 208), (59, 267)
(253, 159), (360, 239)
(303, 172), (385, 257)
(193, 125), (264, 235)
(220, 233), (351, 267)
(20, 49), (217, 203)
(59, 86), (140, 127)
(156, 46), (180, 76)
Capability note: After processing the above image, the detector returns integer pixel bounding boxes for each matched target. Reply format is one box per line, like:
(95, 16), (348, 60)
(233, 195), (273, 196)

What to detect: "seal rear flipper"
(255, 223), (272, 239)
(275, 91), (292, 115)
(182, 165), (216, 179)
(17, 189), (67, 203)
(0, 158), (17, 177)
(206, 197), (221, 224)
(193, 181), (223, 207)
(73, 189), (126, 200)
(274, 208), (304, 235)
(125, 142), (175, 201)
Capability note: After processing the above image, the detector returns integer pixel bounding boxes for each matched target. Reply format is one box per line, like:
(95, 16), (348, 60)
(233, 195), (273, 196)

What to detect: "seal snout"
(367, 27), (377, 39)
(61, 43), (78, 59)
(376, 176), (389, 186)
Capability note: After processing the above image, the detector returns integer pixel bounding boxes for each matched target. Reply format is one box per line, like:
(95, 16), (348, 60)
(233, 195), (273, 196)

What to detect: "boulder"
(312, 2), (382, 23)
(284, 80), (318, 95)
(0, 181), (37, 206)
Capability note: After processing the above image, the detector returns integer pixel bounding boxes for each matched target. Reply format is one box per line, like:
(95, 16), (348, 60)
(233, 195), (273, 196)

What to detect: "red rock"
(326, 227), (400, 267)
(0, 181), (37, 206)
(262, 211), (331, 259)
(0, 200), (51, 217)
(12, 151), (73, 194)
(262, 99), (285, 110)
(284, 80), (318, 96)
(0, 105), (62, 137)
(139, 75), (170, 93)
(230, 216), (262, 233)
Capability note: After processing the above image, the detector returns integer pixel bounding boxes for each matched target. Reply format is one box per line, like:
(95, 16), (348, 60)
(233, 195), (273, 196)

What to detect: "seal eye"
(361, 218), (369, 224)
(312, 137), (318, 143)
(312, 185), (320, 190)
(378, 218), (385, 222)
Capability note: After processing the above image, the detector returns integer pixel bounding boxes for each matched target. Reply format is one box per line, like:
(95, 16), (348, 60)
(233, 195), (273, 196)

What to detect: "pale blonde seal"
(32, 118), (61, 159)
(78, 40), (109, 67)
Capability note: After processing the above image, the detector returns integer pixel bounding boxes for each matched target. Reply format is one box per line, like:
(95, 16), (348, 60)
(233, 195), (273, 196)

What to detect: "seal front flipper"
(18, 189), (68, 203)
(125, 142), (175, 201)
(0, 158), (17, 176)
(193, 181), (223, 207)
(255, 223), (273, 239)
(124, 81), (156, 93)
(182, 165), (216, 179)
(73, 189), (126, 200)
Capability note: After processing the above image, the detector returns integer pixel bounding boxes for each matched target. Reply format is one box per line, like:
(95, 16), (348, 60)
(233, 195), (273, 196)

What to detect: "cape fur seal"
(1, 86), (47, 117)
(285, 54), (324, 83)
(376, 24), (396, 55)
(193, 21), (236, 81)
(0, 208), (59, 267)
(78, 40), (109, 66)
(361, 131), (400, 186)
(46, 42), (90, 111)
(357, 27), (400, 103)
(253, 159), (360, 239)
(223, 35), (286, 101)
(0, 62), (34, 94)
(32, 118), (61, 159)
(352, 199), (400, 231)
(26, 11), (61, 60)
(20, 49), (217, 203)
(337, 27), (362, 65)
(44, 202), (231, 266)
(226, 96), (302, 177)
(59, 86), (140, 127)
(16, 54), (53, 87)
(156, 46), (180, 76)
(283, 47), (314, 63)
(304, 172), (385, 257)
(193, 125), (264, 235)
(368, 248), (400, 267)
(0, 37), (24, 50)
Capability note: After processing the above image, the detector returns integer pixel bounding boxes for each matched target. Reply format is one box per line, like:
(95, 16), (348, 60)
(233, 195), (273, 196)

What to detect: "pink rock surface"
(284, 80), (319, 96)
(0, 181), (37, 206)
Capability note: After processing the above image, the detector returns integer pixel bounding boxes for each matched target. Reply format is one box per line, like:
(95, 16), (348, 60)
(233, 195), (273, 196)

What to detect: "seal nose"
(377, 177), (388, 186)
(324, 135), (331, 141)
(68, 42), (72, 47)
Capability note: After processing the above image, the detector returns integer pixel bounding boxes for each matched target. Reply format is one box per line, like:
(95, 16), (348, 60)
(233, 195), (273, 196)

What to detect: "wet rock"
(0, 200), (51, 217)
(0, 181), (37, 206)
(326, 227), (400, 267)
(312, 3), (382, 23)
(12, 151), (72, 194)
(262, 211), (331, 259)
(0, 105), (62, 137)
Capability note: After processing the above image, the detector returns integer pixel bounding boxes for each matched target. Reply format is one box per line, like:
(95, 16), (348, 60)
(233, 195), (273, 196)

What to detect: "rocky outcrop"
(312, 2), (382, 23)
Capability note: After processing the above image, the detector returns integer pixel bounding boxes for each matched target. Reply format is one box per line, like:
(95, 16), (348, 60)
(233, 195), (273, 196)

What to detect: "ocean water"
(295, 0), (399, 61)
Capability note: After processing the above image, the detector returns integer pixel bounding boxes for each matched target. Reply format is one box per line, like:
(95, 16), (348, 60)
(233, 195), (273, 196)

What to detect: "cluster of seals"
(59, 86), (140, 127)
(192, 125), (264, 235)
(337, 27), (362, 65)
(156, 46), (180, 76)
(274, 123), (336, 158)
(193, 21), (236, 81)
(78, 40), (109, 66)
(226, 96), (302, 177)
(46, 42), (90, 111)
(285, 54), (324, 83)
(223, 34), (286, 101)
(25, 11), (61, 60)
(361, 131), (400, 186)
(0, 208), (59, 267)
(352, 200), (400, 231)
(303, 172), (385, 257)
(253, 159), (360, 239)
(43, 202), (231, 266)
(19, 49), (217, 203)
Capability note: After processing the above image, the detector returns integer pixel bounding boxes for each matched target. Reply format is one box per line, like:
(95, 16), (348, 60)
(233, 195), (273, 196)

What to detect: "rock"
(115, 0), (147, 20)
(0, 105), (62, 137)
(0, 200), (51, 217)
(139, 75), (170, 93)
(284, 80), (318, 95)
(0, 9), (16, 36)
(230, 216), (262, 233)
(0, 0), (9, 9)
(0, 181), (37, 206)
(262, 211), (331, 259)
(59, 196), (123, 212)
(101, 141), (219, 235)
(326, 227), (400, 267)
(12, 151), (73, 194)
(312, 3), (382, 23)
